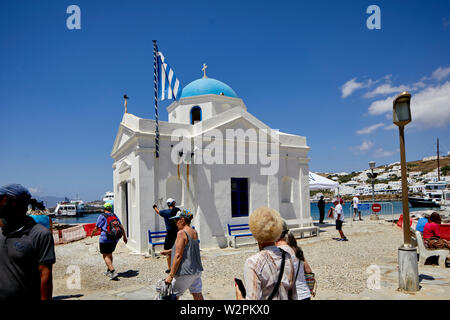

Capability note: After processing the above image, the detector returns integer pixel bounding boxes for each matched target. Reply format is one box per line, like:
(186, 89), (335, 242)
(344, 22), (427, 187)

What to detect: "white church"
(111, 68), (316, 254)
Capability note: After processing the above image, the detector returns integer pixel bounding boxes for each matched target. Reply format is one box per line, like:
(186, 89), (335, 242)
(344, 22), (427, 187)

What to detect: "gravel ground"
(52, 220), (404, 300)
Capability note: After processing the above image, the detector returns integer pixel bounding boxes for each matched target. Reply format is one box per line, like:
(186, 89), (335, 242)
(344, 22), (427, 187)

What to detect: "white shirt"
(335, 204), (344, 221)
(352, 197), (359, 209)
(278, 245), (311, 300)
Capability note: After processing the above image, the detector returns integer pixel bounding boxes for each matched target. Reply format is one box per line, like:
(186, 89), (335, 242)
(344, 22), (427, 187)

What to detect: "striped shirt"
(243, 245), (297, 300)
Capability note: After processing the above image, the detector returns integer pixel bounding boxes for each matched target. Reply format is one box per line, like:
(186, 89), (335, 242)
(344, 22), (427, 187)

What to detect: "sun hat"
(104, 203), (113, 211)
(166, 198), (175, 205)
(169, 209), (193, 220)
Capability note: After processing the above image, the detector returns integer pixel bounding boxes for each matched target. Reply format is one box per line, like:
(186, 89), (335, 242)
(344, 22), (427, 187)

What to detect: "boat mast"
(437, 138), (440, 181)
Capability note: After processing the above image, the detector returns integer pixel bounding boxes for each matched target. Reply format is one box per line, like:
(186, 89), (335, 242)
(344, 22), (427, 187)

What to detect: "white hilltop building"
(111, 70), (314, 253)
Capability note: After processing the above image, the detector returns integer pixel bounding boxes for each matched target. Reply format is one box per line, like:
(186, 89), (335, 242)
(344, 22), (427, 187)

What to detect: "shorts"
(164, 231), (178, 250)
(353, 207), (358, 214)
(99, 242), (117, 254)
(172, 272), (202, 297)
(336, 220), (343, 231)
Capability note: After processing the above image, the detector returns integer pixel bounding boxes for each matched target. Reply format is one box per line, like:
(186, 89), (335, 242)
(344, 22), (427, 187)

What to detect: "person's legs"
(319, 209), (324, 223)
(102, 253), (114, 271)
(189, 274), (204, 300)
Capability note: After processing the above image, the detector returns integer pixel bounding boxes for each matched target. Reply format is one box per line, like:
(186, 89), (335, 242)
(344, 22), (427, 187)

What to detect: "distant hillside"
(317, 156), (450, 179)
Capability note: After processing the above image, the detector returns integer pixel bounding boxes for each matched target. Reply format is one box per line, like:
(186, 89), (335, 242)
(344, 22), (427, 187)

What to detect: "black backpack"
(102, 213), (123, 240)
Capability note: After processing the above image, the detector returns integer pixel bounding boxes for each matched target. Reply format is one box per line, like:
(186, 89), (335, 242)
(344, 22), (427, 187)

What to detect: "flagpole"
(153, 40), (160, 158)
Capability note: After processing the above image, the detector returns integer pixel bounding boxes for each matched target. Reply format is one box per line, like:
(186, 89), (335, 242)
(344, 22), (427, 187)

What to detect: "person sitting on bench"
(423, 212), (450, 250)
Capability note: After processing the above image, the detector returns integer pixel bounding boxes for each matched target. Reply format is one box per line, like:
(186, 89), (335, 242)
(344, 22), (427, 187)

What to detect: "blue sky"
(0, 0), (449, 201)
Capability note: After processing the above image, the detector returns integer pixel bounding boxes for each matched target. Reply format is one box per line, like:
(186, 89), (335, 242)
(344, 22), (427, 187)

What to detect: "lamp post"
(367, 161), (378, 219)
(332, 177), (340, 199)
(393, 91), (419, 292)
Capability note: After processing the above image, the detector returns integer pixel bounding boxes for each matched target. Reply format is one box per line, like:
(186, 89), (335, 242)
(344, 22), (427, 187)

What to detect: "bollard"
(398, 245), (419, 292)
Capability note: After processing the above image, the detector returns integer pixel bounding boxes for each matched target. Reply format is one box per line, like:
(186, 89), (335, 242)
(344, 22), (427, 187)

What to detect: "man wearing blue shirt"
(153, 198), (180, 273)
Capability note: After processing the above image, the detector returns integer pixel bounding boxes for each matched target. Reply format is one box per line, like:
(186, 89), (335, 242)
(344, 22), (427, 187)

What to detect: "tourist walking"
(317, 196), (326, 224)
(331, 200), (348, 241)
(161, 209), (204, 300)
(90, 203), (127, 280)
(153, 198), (181, 273)
(352, 194), (362, 221)
(276, 221), (314, 300)
(423, 212), (450, 250)
(0, 184), (55, 300)
(235, 207), (297, 300)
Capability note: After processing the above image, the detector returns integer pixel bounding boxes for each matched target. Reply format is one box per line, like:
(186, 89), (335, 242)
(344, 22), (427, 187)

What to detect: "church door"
(231, 178), (249, 217)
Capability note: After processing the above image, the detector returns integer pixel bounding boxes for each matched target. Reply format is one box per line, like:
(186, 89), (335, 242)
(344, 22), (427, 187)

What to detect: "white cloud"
(341, 78), (372, 98)
(367, 81), (450, 128)
(356, 123), (385, 135)
(430, 66), (450, 81)
(383, 123), (397, 131)
(374, 148), (398, 158)
(350, 140), (373, 153)
(368, 95), (396, 115)
(364, 83), (409, 98)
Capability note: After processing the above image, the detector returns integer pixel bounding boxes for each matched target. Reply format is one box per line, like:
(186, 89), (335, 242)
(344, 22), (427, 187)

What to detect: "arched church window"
(190, 106), (202, 124)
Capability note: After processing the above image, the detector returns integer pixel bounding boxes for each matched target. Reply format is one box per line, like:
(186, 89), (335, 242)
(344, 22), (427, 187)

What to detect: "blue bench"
(227, 223), (254, 248)
(148, 229), (167, 257)
(148, 226), (197, 257)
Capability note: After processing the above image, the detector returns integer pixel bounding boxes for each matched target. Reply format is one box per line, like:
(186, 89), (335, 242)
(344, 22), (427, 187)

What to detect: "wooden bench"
(415, 231), (449, 268)
(227, 223), (254, 248)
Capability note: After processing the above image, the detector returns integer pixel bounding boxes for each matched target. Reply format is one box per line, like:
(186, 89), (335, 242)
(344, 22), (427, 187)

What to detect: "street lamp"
(393, 91), (419, 292)
(332, 177), (340, 199)
(367, 161), (378, 219)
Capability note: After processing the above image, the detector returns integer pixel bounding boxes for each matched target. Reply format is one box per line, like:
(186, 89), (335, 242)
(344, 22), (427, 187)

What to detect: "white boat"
(410, 181), (450, 207)
(103, 191), (114, 203)
(54, 202), (77, 216)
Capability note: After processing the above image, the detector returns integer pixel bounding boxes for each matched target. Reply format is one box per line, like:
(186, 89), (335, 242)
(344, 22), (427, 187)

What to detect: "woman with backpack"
(90, 203), (127, 280)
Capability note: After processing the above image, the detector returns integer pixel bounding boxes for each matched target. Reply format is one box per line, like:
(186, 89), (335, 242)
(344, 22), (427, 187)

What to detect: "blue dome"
(181, 77), (238, 98)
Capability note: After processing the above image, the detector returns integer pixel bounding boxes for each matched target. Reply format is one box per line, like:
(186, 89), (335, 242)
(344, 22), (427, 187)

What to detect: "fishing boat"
(409, 181), (448, 208)
(408, 196), (440, 208)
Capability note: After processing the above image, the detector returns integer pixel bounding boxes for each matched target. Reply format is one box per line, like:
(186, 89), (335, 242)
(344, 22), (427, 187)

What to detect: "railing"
(347, 202), (394, 225)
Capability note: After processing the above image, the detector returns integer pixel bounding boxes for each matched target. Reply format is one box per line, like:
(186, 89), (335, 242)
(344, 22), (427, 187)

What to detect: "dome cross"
(202, 63), (208, 78)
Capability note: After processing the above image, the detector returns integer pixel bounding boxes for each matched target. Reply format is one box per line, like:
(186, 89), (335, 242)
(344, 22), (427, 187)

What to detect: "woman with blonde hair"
(235, 207), (297, 300)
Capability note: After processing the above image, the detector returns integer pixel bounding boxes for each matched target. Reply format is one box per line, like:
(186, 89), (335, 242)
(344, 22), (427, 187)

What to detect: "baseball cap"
(170, 209), (193, 220)
(104, 203), (113, 211)
(166, 198), (175, 205)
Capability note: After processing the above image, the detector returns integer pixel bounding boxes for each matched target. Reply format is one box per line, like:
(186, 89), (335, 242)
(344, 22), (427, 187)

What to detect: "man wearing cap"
(90, 202), (127, 280)
(153, 198), (180, 273)
(0, 184), (56, 300)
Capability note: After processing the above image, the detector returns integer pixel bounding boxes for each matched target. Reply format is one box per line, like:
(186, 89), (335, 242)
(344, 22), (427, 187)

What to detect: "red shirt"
(423, 222), (441, 239)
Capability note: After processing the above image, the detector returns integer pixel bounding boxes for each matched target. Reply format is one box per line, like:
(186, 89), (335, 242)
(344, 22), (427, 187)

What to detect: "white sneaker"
(108, 270), (118, 280)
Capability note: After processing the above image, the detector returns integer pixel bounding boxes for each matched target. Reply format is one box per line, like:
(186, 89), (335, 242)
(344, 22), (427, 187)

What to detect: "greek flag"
(157, 52), (182, 101)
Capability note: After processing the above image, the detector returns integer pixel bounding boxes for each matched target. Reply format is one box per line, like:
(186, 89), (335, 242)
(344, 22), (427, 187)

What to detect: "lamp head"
(369, 161), (375, 169)
(393, 91), (412, 126)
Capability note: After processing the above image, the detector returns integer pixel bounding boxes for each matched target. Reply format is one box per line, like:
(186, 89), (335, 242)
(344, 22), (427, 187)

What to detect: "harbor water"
(53, 201), (436, 225)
